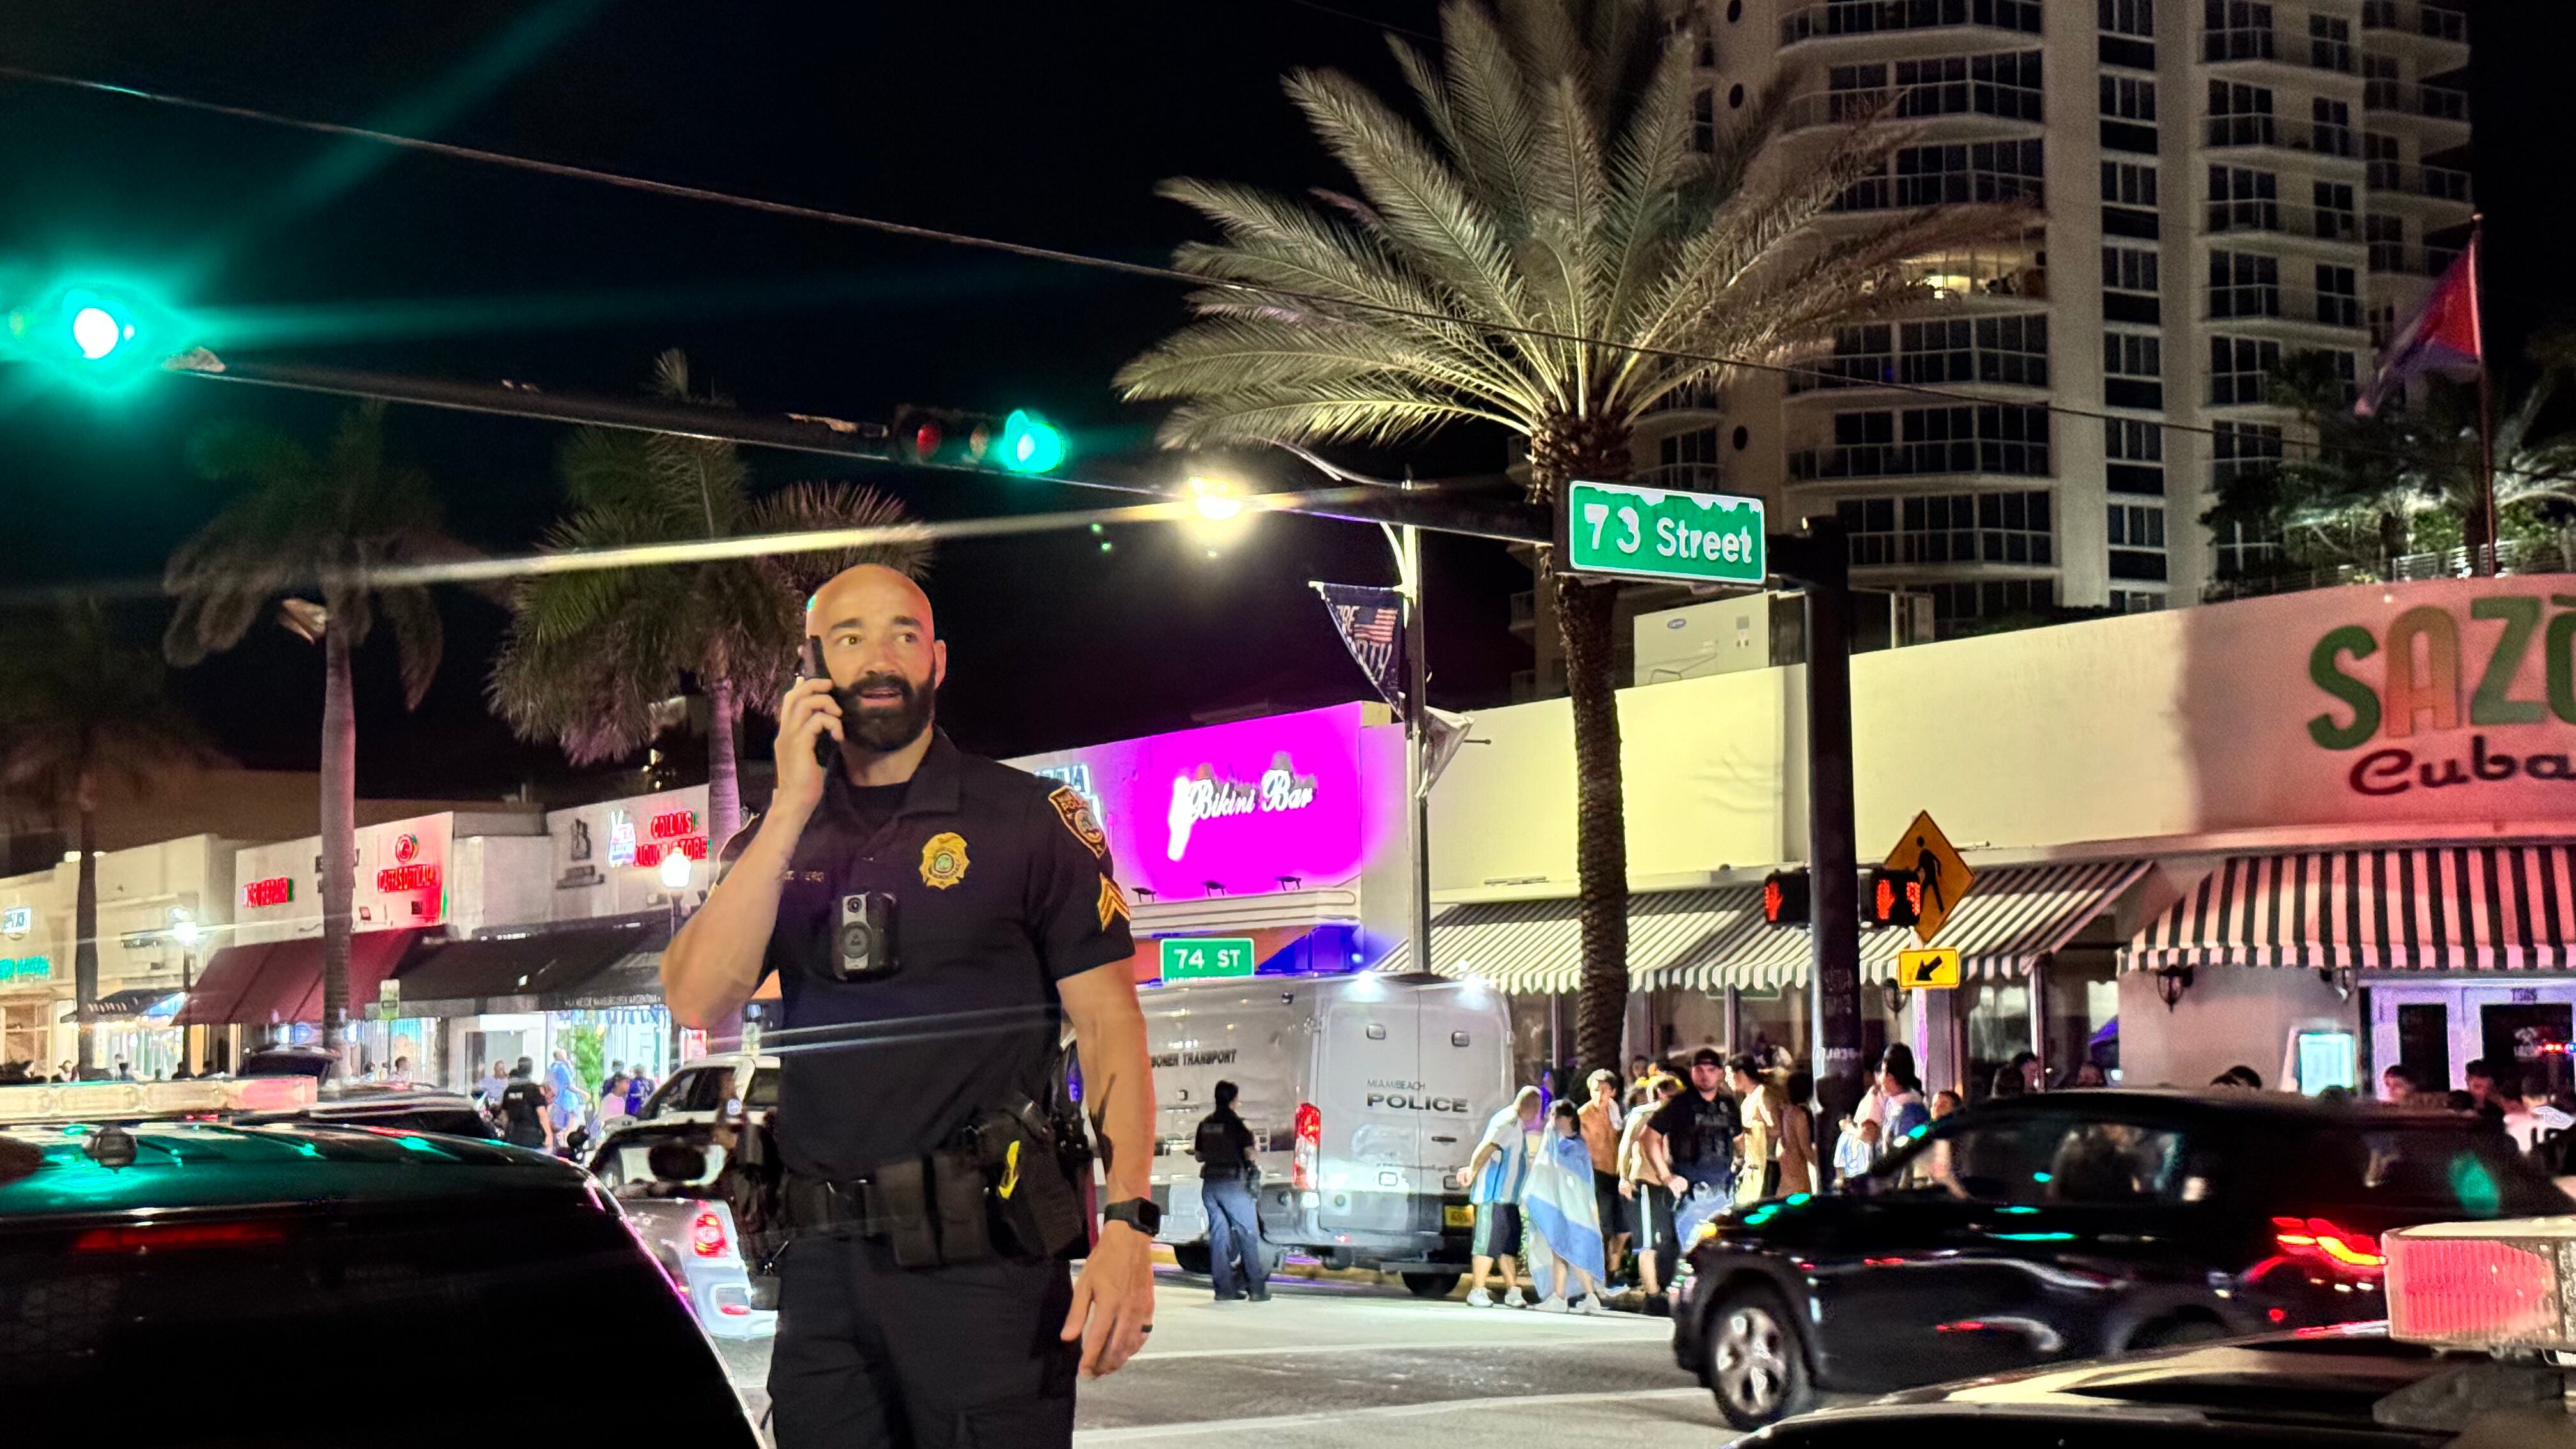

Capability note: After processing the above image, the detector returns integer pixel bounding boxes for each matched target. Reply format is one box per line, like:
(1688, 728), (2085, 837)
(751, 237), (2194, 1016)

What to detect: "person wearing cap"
(1640, 1048), (1740, 1292)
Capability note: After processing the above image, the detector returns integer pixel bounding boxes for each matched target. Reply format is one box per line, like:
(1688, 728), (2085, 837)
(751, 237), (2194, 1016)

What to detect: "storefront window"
(2043, 951), (2119, 1087)
(1, 999), (52, 1072)
(1507, 993), (1555, 1098)
(1738, 987), (1813, 1070)
(1965, 980), (2030, 1100)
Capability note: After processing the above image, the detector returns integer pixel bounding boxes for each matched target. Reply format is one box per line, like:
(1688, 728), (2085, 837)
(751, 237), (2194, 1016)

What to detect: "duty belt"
(783, 1172), (894, 1239)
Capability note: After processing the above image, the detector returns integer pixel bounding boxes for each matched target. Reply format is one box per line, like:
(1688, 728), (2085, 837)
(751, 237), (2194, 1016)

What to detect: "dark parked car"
(1732, 1322), (2544, 1449)
(0, 1094), (759, 1445)
(1676, 1089), (2570, 1430)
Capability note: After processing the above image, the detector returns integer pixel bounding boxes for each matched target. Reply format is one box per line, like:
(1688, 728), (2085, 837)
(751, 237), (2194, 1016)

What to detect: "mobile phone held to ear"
(799, 636), (837, 767)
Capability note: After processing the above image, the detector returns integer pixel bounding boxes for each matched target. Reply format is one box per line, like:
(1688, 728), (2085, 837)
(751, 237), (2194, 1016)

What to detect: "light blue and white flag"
(1521, 1131), (1605, 1286)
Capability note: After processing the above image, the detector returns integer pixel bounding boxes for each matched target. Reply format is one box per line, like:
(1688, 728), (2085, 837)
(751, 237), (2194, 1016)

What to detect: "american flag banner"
(1312, 581), (1407, 712)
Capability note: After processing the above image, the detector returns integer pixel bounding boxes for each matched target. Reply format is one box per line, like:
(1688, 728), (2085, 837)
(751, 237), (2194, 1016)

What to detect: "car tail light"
(717, 1301), (753, 1317)
(691, 1208), (729, 1259)
(75, 1221), (288, 1254)
(1292, 1103), (1321, 1192)
(2271, 1216), (2386, 1274)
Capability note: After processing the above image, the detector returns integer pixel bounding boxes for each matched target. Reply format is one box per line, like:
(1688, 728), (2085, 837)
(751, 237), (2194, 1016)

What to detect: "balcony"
(1788, 441), (2050, 483)
(2203, 288), (2368, 335)
(2366, 161), (2474, 209)
(2205, 538), (2558, 604)
(2364, 82), (2471, 135)
(1781, 86), (2042, 139)
(2200, 26), (2361, 77)
(1779, 0), (2043, 48)
(2367, 243), (2462, 277)
(1642, 463), (1729, 493)
(2202, 199), (2365, 247)
(1642, 378), (1725, 416)
(2360, 1), (2469, 61)
(2202, 119), (2366, 167)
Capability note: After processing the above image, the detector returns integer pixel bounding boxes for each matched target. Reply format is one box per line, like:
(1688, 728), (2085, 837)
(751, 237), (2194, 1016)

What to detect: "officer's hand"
(772, 676), (843, 819)
(1062, 1220), (1155, 1379)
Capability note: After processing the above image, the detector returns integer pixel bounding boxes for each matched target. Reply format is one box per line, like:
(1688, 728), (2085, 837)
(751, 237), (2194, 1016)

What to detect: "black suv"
(1676, 1089), (2570, 1429)
(0, 1111), (759, 1445)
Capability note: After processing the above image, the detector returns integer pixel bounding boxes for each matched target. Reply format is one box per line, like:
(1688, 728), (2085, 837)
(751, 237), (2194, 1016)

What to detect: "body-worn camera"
(834, 891), (900, 981)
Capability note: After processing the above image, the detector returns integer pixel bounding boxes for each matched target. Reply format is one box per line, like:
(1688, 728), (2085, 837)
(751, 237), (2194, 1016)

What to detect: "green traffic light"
(998, 409), (1066, 474)
(6, 280), (179, 388)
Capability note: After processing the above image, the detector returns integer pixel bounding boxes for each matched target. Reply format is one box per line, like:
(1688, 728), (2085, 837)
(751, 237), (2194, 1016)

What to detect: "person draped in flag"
(1519, 1100), (1611, 1314)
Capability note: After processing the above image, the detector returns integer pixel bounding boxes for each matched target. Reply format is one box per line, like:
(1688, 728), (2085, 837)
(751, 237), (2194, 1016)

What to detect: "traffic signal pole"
(1773, 523), (1866, 1132)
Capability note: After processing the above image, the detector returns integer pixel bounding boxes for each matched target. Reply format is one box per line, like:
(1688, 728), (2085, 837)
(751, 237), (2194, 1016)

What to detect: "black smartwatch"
(1101, 1197), (1162, 1236)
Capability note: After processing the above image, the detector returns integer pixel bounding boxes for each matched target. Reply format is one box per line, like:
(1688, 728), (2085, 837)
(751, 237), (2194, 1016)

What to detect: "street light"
(1182, 475), (1254, 555)
(657, 849), (694, 892)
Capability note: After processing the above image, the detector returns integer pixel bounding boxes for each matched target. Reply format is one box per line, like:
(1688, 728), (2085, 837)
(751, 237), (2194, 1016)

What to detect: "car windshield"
(0, 1193), (755, 1443)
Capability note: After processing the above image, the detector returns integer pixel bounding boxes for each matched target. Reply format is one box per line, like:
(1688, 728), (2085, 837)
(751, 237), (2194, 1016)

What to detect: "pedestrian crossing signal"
(1761, 869), (1809, 926)
(1867, 867), (1922, 928)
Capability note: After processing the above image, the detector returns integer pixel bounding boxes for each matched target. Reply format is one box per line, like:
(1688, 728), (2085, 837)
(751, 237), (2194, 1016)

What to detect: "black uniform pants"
(769, 1233), (1079, 1448)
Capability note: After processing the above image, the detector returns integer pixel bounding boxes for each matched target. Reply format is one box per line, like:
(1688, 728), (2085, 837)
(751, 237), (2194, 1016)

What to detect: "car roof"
(0, 1119), (588, 1219)
(671, 1054), (778, 1070)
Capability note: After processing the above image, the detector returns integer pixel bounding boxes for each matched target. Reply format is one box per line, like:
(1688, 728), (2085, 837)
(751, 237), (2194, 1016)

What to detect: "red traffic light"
(910, 418), (944, 461)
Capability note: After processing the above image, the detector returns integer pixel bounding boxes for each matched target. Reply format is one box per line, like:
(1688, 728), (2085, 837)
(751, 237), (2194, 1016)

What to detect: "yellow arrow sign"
(1883, 810), (1976, 944)
(1897, 946), (1961, 989)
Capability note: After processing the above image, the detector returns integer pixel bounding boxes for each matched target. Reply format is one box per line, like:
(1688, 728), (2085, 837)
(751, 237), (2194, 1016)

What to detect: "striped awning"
(1376, 887), (1761, 995)
(2125, 845), (2576, 972)
(1703, 861), (2150, 987)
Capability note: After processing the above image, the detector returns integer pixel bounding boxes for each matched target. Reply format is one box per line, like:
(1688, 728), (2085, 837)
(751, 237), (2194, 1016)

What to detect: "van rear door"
(1314, 979), (1428, 1239)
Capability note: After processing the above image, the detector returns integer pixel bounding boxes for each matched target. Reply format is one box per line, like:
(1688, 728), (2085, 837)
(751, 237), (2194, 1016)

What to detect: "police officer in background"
(664, 564), (1158, 1448)
(1191, 1080), (1270, 1303)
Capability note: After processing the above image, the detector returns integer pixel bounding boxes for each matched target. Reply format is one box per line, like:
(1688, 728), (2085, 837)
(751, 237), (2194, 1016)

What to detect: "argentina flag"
(1520, 1130), (1604, 1286)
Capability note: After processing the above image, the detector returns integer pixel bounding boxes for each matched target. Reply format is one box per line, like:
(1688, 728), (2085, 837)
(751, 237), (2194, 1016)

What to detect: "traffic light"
(1760, 869), (1809, 927)
(1867, 867), (1923, 929)
(888, 405), (1067, 475)
(4, 281), (178, 385)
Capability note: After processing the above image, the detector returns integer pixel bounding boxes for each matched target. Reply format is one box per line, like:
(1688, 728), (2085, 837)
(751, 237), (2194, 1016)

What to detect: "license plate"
(1443, 1204), (1475, 1229)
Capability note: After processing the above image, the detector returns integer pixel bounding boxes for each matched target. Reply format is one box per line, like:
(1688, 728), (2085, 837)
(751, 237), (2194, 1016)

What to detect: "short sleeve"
(1027, 786), (1134, 982)
(1648, 1097), (1689, 1139)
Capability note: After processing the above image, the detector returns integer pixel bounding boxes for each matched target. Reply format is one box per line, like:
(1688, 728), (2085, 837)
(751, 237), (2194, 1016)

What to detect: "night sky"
(1, 1), (2568, 799)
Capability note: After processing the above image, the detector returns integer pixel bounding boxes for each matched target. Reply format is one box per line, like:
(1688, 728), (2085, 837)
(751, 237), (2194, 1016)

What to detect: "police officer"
(664, 564), (1158, 1449)
(1191, 1080), (1270, 1303)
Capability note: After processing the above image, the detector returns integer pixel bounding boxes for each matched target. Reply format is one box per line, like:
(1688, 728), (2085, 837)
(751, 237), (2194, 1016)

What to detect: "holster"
(717, 1108), (792, 1286)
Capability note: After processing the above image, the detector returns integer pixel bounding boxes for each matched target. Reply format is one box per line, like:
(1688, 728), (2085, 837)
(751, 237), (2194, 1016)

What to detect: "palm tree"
(2211, 331), (2576, 578)
(489, 349), (927, 850)
(0, 602), (218, 1076)
(164, 402), (472, 1051)
(1117, 0), (2018, 1073)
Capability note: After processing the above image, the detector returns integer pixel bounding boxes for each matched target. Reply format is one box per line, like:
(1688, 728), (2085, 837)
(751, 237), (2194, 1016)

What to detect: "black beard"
(836, 671), (935, 751)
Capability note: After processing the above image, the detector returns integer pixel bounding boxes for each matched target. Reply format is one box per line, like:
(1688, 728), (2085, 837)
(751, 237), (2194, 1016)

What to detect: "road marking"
(1077, 1386), (1707, 1441)
(1133, 1326), (1667, 1361)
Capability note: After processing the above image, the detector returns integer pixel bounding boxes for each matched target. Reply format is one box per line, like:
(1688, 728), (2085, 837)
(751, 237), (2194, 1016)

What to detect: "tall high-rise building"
(1529, 0), (2470, 686)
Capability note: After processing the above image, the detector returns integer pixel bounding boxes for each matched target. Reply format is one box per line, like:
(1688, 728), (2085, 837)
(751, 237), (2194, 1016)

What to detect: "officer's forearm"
(1058, 965), (1154, 1204)
(663, 808), (808, 1029)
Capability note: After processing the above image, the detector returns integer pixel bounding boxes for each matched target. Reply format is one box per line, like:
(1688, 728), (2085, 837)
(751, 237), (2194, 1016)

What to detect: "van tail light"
(691, 1208), (730, 1259)
(75, 1221), (287, 1254)
(1292, 1103), (1321, 1192)
(2272, 1216), (2385, 1274)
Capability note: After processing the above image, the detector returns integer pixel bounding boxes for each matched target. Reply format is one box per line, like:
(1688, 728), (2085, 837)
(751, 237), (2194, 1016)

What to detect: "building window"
(2103, 331), (2165, 409)
(2108, 501), (2168, 581)
(2368, 214), (2406, 273)
(1793, 323), (1896, 392)
(2100, 0), (2154, 36)
(2108, 588), (2166, 613)
(1898, 319), (1975, 383)
(2308, 14), (2353, 72)
(2207, 250), (2281, 318)
(1837, 491), (2055, 568)
(2312, 180), (2356, 240)
(2102, 244), (2161, 324)
(2211, 419), (2285, 491)
(1888, 52), (2044, 123)
(2315, 263), (2360, 328)
(2363, 131), (2400, 188)
(2203, 1), (2274, 61)
(1974, 314), (2049, 386)
(2206, 165), (2278, 233)
(1795, 317), (2048, 393)
(2312, 97), (2355, 158)
(2103, 160), (2159, 208)
(2363, 52), (2397, 109)
(2209, 336), (2282, 405)
(1797, 405), (2053, 480)
(2099, 73), (2159, 151)
(2368, 303), (2396, 350)
(2207, 79), (2276, 148)
(1692, 88), (1716, 153)
(1924, 578), (2058, 625)
(1656, 427), (1725, 491)
(2106, 418), (2165, 494)
(2212, 519), (2281, 578)
(1840, 140), (2049, 213)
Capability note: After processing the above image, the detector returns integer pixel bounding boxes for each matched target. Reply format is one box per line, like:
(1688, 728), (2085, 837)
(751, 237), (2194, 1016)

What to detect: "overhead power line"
(0, 62), (2396, 462)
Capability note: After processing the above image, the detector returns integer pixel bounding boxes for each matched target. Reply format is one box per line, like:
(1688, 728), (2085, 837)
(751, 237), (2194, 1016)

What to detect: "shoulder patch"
(1097, 875), (1130, 930)
(1048, 785), (1110, 859)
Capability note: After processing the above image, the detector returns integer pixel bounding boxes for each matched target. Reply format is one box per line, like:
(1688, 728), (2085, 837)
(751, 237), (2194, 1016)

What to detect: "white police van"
(1140, 970), (1512, 1296)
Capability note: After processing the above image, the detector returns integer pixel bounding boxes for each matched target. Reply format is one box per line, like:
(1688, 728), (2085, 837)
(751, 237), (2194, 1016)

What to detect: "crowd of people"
(469, 1048), (657, 1157)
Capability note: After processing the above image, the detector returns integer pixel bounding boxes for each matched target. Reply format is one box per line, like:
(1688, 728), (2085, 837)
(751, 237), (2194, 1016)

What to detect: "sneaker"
(1246, 1289), (1271, 1302)
(1535, 1296), (1570, 1313)
(1575, 1296), (1610, 1316)
(1464, 1287), (1494, 1308)
(1503, 1287), (1529, 1308)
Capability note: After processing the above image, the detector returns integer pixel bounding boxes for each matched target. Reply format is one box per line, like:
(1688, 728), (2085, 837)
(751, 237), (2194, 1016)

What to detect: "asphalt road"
(713, 1269), (1726, 1446)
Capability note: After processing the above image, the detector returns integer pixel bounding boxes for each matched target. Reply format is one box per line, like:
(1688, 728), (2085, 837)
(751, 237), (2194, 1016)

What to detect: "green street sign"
(1159, 936), (1257, 981)
(1563, 479), (1765, 586)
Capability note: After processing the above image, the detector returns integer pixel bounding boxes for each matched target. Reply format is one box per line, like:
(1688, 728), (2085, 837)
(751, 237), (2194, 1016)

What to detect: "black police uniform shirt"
(1648, 1087), (1742, 1177)
(723, 730), (1134, 1182)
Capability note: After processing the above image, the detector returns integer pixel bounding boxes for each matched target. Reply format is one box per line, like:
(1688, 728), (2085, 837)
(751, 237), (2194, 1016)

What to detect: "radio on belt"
(834, 891), (900, 982)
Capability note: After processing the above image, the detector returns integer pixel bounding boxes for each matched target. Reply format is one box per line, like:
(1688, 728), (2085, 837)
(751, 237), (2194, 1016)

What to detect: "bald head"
(807, 564), (945, 753)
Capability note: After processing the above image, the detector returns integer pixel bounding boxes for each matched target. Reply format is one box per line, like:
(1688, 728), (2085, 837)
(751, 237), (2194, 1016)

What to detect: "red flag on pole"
(2356, 233), (2482, 417)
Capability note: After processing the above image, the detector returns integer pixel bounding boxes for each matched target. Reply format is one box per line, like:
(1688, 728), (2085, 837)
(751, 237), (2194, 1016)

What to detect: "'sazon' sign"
(2306, 590), (2576, 800)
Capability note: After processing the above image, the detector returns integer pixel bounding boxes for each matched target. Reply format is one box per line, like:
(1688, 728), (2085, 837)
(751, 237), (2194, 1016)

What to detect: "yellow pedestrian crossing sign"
(1897, 946), (1961, 989)
(1883, 810), (1975, 944)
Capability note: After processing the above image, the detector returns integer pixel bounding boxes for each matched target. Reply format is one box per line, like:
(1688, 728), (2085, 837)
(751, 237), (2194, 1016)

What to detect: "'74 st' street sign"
(1562, 479), (1765, 586)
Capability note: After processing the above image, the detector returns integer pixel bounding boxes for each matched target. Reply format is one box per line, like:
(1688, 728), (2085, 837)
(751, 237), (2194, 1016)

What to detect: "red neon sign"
(376, 864), (440, 893)
(650, 809), (700, 841)
(634, 837), (709, 868)
(241, 877), (294, 908)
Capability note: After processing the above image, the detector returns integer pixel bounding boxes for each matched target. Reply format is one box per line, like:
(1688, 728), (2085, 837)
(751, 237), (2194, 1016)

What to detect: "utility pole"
(1774, 525), (1864, 1128)
(1396, 495), (1434, 993)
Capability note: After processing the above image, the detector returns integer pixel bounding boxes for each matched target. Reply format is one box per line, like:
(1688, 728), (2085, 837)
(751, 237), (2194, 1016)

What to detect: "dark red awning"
(178, 931), (423, 1026)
